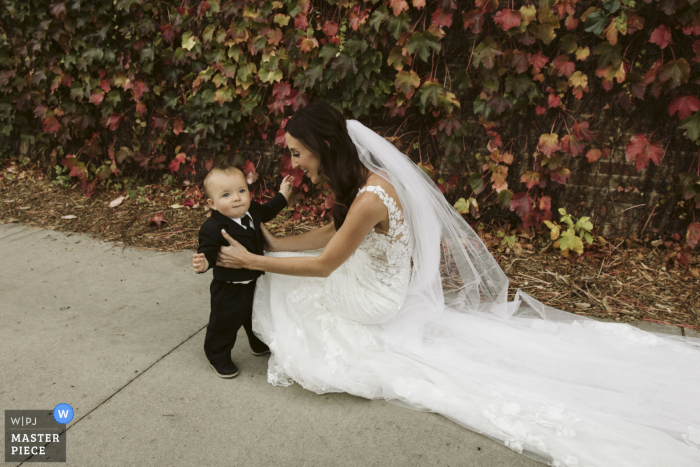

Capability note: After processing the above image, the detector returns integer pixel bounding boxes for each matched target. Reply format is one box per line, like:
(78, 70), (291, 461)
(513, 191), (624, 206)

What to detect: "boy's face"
(206, 171), (251, 219)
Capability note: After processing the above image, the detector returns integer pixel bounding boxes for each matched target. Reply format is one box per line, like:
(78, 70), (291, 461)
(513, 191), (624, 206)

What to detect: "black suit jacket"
(197, 192), (287, 282)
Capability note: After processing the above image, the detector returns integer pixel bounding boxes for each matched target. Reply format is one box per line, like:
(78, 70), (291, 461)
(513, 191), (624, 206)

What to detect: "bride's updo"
(286, 101), (369, 230)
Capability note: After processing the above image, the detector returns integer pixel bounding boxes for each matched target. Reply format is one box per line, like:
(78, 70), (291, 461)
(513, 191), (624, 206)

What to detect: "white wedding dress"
(252, 184), (700, 467)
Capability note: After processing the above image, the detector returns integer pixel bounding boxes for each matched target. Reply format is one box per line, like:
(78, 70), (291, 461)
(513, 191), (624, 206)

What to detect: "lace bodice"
(355, 185), (411, 279)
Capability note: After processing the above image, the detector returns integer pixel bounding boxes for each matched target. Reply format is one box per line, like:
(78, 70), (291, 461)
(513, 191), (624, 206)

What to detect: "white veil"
(345, 119), (536, 345)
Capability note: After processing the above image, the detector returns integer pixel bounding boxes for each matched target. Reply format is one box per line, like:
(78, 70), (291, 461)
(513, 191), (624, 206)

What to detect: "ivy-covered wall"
(0, 0), (699, 243)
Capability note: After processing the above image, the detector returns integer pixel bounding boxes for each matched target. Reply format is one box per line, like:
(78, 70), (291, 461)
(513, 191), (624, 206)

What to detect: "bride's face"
(285, 132), (322, 184)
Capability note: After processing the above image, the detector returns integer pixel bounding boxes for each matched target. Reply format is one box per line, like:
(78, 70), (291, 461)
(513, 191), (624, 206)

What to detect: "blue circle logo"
(53, 403), (74, 424)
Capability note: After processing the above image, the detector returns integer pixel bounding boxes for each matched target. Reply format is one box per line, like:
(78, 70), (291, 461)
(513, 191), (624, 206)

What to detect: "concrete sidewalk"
(1, 223), (695, 467)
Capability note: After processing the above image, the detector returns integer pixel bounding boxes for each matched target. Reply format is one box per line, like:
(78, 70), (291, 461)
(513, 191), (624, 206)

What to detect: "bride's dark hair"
(286, 101), (369, 230)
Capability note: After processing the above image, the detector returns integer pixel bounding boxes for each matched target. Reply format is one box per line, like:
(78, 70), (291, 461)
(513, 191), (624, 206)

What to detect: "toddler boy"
(192, 164), (293, 378)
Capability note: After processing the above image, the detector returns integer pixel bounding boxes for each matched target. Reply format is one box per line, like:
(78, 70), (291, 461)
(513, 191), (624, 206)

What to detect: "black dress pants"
(204, 278), (267, 369)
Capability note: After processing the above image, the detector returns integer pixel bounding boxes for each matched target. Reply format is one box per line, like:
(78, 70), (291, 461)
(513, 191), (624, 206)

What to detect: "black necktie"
(241, 215), (251, 229)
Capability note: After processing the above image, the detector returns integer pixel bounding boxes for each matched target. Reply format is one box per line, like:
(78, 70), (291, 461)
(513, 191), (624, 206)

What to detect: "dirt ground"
(2, 158), (698, 331)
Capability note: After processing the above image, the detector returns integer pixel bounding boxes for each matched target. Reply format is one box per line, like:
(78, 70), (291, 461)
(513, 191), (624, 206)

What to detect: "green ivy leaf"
(212, 73), (228, 87)
(454, 69), (471, 92)
(319, 44), (338, 66)
(70, 83), (85, 101)
(584, 10), (608, 36)
(407, 31), (442, 63)
(202, 25), (216, 43)
(106, 90), (121, 106)
(559, 34), (578, 54)
(163, 91), (179, 109)
(468, 173), (485, 194)
(496, 189), (513, 208)
(182, 32), (198, 51)
(331, 52), (357, 79)
(473, 38), (502, 69)
(504, 73), (531, 97)
(594, 41), (622, 69)
(369, 7), (389, 32)
(418, 80), (444, 109)
(658, 59), (690, 89)
(387, 12), (410, 40)
(680, 112), (700, 141)
(228, 45), (243, 62)
(305, 58), (324, 87)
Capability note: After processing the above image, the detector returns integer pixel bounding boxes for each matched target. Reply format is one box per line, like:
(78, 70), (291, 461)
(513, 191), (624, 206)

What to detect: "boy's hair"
(203, 164), (246, 198)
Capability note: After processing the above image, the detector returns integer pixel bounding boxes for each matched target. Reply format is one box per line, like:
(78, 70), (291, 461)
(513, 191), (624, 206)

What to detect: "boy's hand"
(192, 253), (209, 273)
(280, 175), (294, 201)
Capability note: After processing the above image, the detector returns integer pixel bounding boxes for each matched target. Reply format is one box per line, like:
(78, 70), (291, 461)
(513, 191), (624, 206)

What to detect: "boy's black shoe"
(251, 344), (271, 356)
(209, 361), (239, 378)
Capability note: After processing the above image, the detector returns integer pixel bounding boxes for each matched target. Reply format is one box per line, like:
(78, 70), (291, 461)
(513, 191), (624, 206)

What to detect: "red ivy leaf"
(148, 212), (169, 227)
(390, 0), (409, 16)
(106, 113), (121, 131)
(242, 160), (256, 175)
(43, 116), (60, 133)
(169, 153), (186, 174)
(275, 128), (287, 147)
(586, 149), (602, 163)
(431, 8), (453, 27)
(625, 134), (665, 171)
(573, 121), (593, 141)
(548, 93), (561, 108)
(521, 171), (541, 189)
(295, 14), (309, 30)
(549, 167), (572, 184)
(494, 9), (521, 31)
(323, 21), (338, 37)
(463, 9), (484, 34)
(529, 52), (549, 69)
(161, 24), (177, 45)
(561, 134), (585, 156)
(535, 105), (546, 115)
(90, 89), (104, 105)
(649, 25), (673, 50)
(49, 1), (66, 20)
(173, 116), (185, 135)
(552, 55), (575, 78)
(668, 95), (700, 120)
(510, 192), (532, 217)
(688, 222), (700, 248)
(34, 104), (48, 119)
(135, 101), (147, 115)
(197, 1), (210, 17)
(538, 133), (560, 157)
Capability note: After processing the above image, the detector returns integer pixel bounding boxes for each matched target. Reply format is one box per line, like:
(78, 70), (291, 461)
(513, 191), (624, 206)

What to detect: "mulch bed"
(2, 159), (699, 331)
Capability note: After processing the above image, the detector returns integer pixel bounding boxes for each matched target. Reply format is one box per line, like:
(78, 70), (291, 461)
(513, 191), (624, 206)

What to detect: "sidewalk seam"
(15, 324), (207, 466)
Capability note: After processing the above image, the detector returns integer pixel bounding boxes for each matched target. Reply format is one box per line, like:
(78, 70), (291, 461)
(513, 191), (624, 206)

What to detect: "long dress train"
(252, 184), (700, 467)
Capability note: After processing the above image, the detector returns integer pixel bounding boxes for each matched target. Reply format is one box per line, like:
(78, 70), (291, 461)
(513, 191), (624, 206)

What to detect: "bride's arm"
(261, 221), (336, 252)
(216, 193), (386, 277)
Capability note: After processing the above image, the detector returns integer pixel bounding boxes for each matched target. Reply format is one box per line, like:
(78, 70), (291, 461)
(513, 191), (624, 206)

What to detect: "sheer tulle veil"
(346, 118), (583, 342)
(345, 118), (700, 463)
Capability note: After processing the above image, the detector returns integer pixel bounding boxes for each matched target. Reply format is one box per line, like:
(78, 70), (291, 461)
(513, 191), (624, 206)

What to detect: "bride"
(216, 101), (700, 466)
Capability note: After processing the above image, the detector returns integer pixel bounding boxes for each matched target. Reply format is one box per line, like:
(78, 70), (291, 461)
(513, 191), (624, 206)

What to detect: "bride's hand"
(260, 224), (278, 252)
(216, 230), (251, 269)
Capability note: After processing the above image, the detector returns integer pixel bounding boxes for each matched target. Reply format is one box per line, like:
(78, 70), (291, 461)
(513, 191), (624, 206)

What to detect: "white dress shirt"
(228, 211), (254, 284)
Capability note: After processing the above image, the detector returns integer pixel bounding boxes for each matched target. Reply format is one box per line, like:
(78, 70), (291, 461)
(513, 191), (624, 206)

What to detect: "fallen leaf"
(170, 204), (184, 209)
(61, 215), (77, 219)
(574, 302), (591, 309)
(109, 196), (125, 208)
(148, 212), (169, 227)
